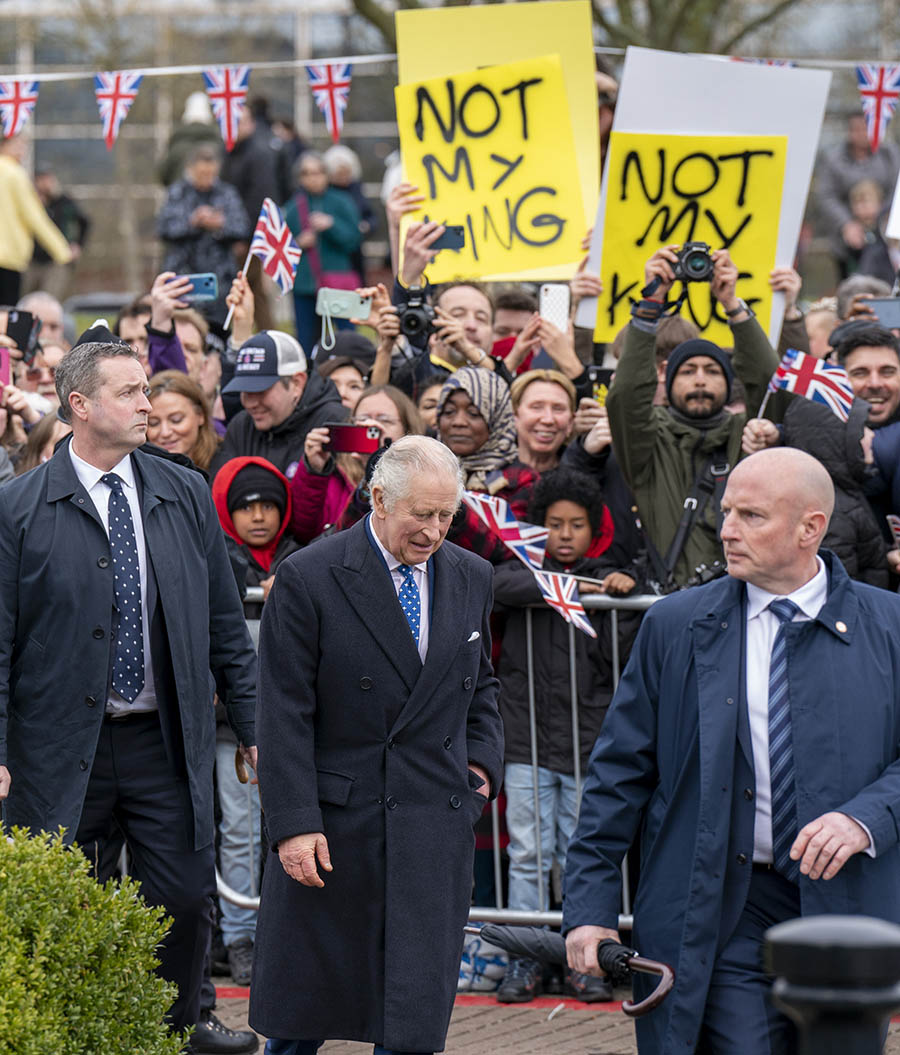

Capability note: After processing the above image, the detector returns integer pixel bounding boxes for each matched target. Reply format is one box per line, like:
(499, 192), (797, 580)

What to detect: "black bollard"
(765, 915), (900, 1055)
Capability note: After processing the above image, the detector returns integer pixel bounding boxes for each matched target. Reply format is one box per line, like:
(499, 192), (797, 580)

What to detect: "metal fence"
(217, 590), (662, 934)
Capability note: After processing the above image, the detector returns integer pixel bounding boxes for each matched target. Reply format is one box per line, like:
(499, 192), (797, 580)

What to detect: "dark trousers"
(698, 866), (801, 1054)
(74, 712), (216, 1032)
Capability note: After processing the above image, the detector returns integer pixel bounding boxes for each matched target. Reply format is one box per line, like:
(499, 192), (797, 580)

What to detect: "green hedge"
(0, 828), (185, 1055)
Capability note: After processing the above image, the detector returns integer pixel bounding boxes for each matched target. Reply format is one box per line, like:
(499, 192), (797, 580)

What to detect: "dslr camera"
(397, 289), (437, 343)
(672, 241), (714, 283)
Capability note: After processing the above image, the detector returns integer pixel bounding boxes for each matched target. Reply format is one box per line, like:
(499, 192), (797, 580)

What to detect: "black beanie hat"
(227, 464), (287, 517)
(665, 338), (734, 403)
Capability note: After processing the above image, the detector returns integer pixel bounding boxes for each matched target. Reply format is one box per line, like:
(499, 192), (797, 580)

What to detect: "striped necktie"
(768, 598), (800, 881)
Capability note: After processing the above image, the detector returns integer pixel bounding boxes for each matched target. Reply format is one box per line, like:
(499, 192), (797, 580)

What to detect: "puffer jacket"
(782, 396), (889, 588)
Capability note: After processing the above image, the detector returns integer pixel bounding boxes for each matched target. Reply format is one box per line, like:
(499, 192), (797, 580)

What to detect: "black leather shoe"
(186, 1011), (259, 1054)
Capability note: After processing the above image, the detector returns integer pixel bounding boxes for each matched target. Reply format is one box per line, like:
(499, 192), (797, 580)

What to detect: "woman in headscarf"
(437, 366), (538, 519)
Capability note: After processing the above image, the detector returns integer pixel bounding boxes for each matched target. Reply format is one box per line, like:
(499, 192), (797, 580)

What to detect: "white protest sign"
(576, 48), (831, 346)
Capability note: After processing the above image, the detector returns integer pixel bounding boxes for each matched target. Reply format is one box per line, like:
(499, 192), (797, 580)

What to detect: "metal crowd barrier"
(217, 592), (662, 934)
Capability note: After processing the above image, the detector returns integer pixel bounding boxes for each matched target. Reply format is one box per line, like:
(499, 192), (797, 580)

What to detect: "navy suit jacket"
(564, 551), (900, 1053)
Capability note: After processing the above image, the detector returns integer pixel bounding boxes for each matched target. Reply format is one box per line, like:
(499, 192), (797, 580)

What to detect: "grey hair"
(55, 341), (140, 423)
(370, 435), (464, 513)
(323, 144), (361, 181)
(292, 150), (325, 184)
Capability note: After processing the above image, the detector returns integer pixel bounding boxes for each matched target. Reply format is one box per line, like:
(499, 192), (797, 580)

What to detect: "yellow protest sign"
(396, 1), (597, 281)
(594, 132), (787, 346)
(394, 55), (585, 283)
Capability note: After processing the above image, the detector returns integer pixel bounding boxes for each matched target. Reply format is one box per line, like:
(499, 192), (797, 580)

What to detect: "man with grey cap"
(213, 329), (346, 480)
(607, 245), (779, 589)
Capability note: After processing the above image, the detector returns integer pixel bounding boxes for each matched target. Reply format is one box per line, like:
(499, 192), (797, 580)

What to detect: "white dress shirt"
(745, 557), (872, 862)
(69, 444), (157, 715)
(369, 517), (430, 663)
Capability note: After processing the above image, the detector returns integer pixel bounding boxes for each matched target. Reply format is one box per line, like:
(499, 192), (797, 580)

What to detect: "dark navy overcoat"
(0, 438), (257, 848)
(249, 517), (504, 1051)
(564, 552), (900, 1053)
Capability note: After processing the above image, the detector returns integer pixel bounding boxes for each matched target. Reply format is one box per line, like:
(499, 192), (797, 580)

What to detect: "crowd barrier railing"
(218, 591), (662, 935)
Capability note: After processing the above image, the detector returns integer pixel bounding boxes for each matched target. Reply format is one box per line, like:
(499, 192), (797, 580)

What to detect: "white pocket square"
(467, 631), (480, 642)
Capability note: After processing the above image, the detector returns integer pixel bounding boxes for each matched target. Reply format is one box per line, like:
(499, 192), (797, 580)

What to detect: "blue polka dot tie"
(768, 598), (799, 882)
(397, 564), (421, 648)
(102, 473), (145, 702)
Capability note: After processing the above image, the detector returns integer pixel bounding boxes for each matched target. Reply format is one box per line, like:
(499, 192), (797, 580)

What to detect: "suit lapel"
(331, 520), (422, 692)
(47, 438), (105, 532)
(390, 544), (469, 735)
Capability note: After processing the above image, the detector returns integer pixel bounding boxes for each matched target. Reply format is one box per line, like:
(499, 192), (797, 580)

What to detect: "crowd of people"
(5, 78), (900, 1055)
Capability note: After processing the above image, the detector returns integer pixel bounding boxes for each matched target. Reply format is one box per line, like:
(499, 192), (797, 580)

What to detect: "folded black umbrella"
(472, 923), (674, 1017)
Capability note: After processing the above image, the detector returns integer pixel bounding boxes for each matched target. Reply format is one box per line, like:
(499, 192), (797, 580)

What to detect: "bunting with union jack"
(856, 64), (900, 151)
(94, 72), (143, 150)
(461, 492), (548, 572)
(533, 571), (597, 639)
(203, 66), (250, 152)
(250, 198), (302, 295)
(306, 63), (352, 144)
(0, 80), (39, 138)
(767, 348), (856, 422)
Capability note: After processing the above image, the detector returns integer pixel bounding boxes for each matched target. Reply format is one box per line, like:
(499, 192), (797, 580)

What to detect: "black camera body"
(672, 241), (714, 283)
(397, 290), (437, 343)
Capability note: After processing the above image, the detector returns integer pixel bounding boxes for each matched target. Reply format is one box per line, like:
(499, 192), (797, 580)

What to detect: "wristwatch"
(725, 299), (755, 319)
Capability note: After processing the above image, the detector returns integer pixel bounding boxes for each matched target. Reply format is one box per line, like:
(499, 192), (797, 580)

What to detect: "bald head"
(720, 449), (834, 594)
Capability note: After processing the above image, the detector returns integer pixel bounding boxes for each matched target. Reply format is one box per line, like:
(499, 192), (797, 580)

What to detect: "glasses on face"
(300, 168), (325, 178)
(352, 414), (400, 427)
(25, 365), (55, 381)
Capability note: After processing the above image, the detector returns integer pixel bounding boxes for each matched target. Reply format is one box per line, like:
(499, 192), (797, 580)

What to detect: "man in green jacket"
(607, 246), (779, 588)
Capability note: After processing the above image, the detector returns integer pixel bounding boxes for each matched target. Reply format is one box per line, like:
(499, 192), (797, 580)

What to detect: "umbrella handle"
(621, 954), (675, 1018)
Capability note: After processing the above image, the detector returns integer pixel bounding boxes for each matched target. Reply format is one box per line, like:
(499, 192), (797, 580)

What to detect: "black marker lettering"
(500, 77), (544, 140)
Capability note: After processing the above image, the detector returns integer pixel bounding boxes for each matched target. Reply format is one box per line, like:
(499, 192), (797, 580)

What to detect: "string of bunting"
(3, 47), (900, 153)
(0, 57), (360, 147)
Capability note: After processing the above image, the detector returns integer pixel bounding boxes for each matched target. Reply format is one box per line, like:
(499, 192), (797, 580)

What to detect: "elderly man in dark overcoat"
(249, 434), (504, 1054)
(0, 336), (257, 1050)
(565, 447), (900, 1054)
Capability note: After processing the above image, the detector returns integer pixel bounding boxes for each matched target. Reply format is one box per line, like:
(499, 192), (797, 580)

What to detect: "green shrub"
(0, 828), (185, 1055)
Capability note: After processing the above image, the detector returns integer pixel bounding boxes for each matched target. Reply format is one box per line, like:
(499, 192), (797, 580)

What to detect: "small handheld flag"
(461, 492), (548, 572)
(250, 198), (302, 295)
(534, 571), (597, 639)
(767, 348), (855, 422)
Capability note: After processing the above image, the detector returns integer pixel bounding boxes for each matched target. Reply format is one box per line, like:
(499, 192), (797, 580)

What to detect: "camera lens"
(684, 250), (710, 278)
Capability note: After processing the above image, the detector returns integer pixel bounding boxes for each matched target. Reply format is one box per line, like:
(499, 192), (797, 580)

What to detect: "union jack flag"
(203, 66), (250, 152)
(94, 72), (142, 150)
(0, 80), (39, 138)
(306, 63), (352, 144)
(462, 491), (548, 572)
(856, 64), (900, 151)
(250, 197), (302, 295)
(767, 348), (856, 422)
(534, 571), (597, 639)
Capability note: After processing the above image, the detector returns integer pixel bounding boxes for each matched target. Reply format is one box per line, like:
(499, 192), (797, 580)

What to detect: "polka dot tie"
(397, 564), (420, 648)
(102, 473), (145, 703)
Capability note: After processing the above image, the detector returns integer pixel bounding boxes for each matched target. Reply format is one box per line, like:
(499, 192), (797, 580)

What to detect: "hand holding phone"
(316, 289), (372, 321)
(325, 422), (382, 454)
(177, 273), (218, 303)
(539, 284), (571, 332)
(430, 225), (465, 252)
(5, 310), (42, 364)
(867, 297), (900, 331)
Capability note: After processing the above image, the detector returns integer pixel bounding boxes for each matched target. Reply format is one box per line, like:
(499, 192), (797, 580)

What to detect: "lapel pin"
(835, 620), (847, 633)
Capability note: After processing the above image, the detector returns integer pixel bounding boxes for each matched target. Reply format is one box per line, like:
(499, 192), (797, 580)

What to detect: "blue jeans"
(215, 738), (261, 945)
(265, 1043), (431, 1054)
(504, 762), (579, 912)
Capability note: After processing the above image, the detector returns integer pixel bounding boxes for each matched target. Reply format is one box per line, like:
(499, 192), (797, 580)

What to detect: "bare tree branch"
(349, 0), (400, 47)
(718, 0), (805, 53)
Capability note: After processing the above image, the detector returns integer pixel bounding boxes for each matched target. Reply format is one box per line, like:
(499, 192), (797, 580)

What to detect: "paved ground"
(215, 987), (900, 1053)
